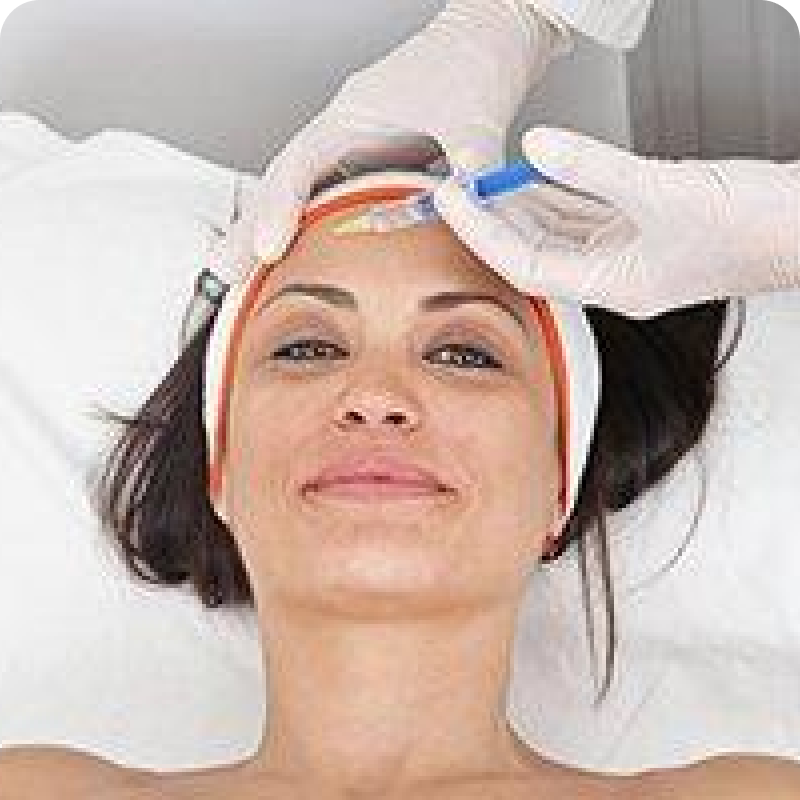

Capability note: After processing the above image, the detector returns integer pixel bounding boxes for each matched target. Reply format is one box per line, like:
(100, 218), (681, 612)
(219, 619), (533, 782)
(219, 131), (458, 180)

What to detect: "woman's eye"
(427, 342), (503, 370)
(271, 338), (503, 370)
(272, 339), (347, 364)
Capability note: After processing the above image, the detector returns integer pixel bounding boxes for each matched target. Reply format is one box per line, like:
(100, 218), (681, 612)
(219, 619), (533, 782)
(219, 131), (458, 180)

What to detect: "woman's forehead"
(250, 219), (543, 351)
(276, 208), (519, 300)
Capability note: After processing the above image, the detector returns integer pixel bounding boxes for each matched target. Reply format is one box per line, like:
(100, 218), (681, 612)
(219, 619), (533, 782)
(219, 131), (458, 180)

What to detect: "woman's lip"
(306, 478), (450, 499)
(302, 479), (457, 509)
(306, 457), (452, 493)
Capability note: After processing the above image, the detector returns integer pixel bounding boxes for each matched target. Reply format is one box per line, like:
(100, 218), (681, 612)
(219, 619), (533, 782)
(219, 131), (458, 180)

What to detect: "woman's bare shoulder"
(0, 747), (293, 800)
(637, 753), (800, 799)
(0, 745), (155, 799)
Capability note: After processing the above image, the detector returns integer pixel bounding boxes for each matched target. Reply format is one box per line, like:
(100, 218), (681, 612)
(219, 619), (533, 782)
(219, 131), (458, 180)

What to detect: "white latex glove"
(432, 126), (800, 319)
(215, 0), (572, 283)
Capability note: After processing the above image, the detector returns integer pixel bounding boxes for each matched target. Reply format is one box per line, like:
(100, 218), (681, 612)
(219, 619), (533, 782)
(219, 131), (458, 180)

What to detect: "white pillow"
(1, 110), (799, 774)
(0, 112), (78, 179)
(0, 112), (269, 767)
(0, 112), (255, 475)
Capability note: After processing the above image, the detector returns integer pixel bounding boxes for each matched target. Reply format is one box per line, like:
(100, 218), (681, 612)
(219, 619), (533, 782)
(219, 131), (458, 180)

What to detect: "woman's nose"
(333, 390), (420, 431)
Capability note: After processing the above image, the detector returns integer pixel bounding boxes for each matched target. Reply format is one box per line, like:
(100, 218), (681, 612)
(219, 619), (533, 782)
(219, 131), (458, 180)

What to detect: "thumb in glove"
(434, 125), (800, 319)
(522, 126), (800, 315)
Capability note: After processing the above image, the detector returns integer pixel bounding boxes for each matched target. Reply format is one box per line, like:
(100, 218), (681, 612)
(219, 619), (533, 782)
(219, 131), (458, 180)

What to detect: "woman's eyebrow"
(254, 283), (531, 336)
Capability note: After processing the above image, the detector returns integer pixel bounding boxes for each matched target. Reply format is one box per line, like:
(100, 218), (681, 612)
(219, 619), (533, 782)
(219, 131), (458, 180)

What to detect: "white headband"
(202, 170), (601, 536)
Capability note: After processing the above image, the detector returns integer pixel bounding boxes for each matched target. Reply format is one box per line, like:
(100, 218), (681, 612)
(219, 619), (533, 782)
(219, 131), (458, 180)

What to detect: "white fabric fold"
(527, 0), (655, 51)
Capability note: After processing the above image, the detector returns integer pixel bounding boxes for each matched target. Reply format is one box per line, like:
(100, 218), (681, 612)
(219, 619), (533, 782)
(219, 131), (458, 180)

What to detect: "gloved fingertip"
(523, 127), (643, 214)
(431, 175), (484, 224)
(522, 126), (583, 176)
(254, 204), (302, 264)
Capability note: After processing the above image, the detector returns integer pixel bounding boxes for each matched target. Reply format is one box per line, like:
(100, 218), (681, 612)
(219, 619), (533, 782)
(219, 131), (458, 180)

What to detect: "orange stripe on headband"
(528, 298), (570, 519)
(300, 186), (424, 229)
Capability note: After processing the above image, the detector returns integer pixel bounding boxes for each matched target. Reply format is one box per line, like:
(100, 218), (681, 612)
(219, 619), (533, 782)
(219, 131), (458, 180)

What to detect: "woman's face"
(222, 210), (561, 613)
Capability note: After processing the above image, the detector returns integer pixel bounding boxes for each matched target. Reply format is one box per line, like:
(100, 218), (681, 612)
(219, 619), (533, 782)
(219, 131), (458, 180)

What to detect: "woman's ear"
(543, 506), (568, 556)
(551, 505), (567, 538)
(210, 472), (229, 527)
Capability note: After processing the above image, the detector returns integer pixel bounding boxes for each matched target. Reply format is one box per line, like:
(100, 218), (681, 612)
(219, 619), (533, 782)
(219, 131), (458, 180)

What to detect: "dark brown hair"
(86, 177), (745, 707)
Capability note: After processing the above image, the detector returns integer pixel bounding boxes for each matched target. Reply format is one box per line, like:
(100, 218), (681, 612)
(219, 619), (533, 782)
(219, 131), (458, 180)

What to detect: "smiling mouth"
(304, 477), (455, 502)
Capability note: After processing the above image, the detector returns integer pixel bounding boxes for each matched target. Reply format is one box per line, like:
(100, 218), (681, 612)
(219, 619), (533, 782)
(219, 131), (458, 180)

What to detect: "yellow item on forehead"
(328, 195), (439, 235)
(328, 208), (386, 235)
(298, 183), (428, 232)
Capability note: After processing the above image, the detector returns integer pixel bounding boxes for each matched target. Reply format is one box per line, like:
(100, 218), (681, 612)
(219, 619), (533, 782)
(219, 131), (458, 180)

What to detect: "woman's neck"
(240, 599), (547, 795)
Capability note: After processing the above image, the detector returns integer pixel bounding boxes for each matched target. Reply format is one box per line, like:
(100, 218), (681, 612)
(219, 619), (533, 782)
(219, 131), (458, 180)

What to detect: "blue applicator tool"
(469, 159), (548, 198)
(331, 159), (552, 235)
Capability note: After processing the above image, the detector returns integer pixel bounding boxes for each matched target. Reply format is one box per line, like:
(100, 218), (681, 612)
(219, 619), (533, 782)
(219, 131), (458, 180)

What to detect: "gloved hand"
(432, 126), (800, 319)
(215, 0), (572, 283)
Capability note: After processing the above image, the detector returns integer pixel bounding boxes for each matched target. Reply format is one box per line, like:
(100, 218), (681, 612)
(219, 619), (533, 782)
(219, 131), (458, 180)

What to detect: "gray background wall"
(0, 0), (633, 174)
(0, 0), (795, 173)
(628, 0), (800, 161)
